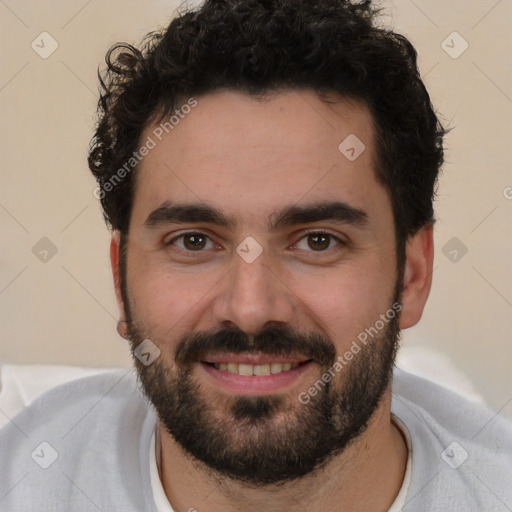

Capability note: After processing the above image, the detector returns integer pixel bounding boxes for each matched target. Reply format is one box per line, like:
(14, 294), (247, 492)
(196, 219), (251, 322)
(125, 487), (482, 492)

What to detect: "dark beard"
(120, 231), (402, 485)
(126, 312), (400, 486)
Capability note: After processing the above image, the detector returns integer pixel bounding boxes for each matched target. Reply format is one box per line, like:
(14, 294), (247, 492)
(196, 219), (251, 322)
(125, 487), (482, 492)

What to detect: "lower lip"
(198, 361), (314, 395)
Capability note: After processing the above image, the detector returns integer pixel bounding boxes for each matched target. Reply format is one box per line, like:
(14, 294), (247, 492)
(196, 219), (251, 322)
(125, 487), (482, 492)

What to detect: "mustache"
(174, 325), (336, 368)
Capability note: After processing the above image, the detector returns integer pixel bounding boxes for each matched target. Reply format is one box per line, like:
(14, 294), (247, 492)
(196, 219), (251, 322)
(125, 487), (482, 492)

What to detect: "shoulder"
(392, 367), (512, 442)
(391, 368), (512, 511)
(0, 370), (156, 511)
(0, 368), (148, 433)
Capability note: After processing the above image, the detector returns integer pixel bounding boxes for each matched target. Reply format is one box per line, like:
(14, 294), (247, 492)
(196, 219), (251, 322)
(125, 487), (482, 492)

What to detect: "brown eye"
(307, 233), (331, 251)
(294, 232), (342, 253)
(183, 233), (207, 250)
(168, 232), (214, 252)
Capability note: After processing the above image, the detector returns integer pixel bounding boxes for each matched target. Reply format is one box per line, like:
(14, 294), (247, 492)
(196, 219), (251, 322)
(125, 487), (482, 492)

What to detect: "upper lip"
(201, 352), (312, 365)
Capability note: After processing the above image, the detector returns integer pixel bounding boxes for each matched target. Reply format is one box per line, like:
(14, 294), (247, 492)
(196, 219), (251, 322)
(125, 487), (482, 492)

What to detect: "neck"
(157, 390), (408, 512)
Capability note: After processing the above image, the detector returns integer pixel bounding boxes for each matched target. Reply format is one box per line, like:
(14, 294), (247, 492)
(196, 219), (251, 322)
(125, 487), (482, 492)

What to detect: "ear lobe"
(398, 223), (434, 330)
(110, 230), (129, 340)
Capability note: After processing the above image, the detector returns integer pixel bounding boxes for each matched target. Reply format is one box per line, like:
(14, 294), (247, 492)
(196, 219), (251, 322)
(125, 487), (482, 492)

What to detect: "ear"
(399, 223), (434, 329)
(110, 230), (129, 340)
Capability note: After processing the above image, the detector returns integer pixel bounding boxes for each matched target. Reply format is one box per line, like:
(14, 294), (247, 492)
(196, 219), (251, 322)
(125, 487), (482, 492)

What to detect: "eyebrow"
(144, 201), (233, 229)
(143, 200), (368, 230)
(270, 201), (368, 229)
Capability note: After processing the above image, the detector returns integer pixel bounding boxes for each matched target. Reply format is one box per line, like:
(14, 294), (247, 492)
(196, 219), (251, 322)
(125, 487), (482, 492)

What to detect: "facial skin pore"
(110, 89), (434, 512)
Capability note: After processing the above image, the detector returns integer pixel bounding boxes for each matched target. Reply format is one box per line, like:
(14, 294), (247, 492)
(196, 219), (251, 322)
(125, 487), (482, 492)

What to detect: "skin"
(110, 89), (434, 511)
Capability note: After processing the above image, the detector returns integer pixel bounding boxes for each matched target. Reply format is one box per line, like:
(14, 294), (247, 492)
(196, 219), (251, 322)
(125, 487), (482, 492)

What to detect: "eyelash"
(165, 230), (346, 254)
(165, 232), (218, 252)
(292, 230), (345, 252)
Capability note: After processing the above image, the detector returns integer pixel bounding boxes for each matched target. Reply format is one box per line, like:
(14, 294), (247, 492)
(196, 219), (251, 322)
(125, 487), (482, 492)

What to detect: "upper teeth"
(213, 362), (299, 376)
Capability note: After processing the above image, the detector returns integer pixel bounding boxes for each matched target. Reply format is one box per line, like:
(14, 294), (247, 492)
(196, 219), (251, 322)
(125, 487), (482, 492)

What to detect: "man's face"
(115, 89), (403, 484)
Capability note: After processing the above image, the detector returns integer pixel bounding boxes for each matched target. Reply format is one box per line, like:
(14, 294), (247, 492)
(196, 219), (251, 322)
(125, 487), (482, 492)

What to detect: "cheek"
(288, 262), (396, 346)
(127, 257), (222, 335)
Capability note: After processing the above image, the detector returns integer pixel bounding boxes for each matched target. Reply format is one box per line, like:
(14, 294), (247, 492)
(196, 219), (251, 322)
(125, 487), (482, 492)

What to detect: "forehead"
(131, 89), (388, 227)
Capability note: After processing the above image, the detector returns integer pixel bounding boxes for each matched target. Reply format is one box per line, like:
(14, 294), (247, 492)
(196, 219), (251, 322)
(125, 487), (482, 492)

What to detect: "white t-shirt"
(0, 367), (510, 511)
(149, 415), (413, 511)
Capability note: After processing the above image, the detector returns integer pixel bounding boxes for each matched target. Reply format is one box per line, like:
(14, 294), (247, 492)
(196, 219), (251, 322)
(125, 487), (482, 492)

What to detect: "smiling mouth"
(202, 360), (313, 376)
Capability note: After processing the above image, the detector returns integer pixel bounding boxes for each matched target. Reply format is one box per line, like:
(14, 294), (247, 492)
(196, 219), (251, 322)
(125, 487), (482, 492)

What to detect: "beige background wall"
(1, 1), (511, 413)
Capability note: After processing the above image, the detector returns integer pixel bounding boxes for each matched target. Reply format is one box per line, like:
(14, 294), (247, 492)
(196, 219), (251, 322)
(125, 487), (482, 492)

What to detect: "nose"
(212, 251), (296, 334)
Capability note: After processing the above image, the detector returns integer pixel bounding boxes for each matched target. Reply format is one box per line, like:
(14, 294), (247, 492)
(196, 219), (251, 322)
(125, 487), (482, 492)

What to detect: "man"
(1, 0), (511, 511)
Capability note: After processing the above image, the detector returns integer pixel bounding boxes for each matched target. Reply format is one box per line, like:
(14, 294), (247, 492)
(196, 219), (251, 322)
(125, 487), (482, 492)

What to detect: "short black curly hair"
(88, 0), (446, 257)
